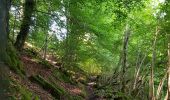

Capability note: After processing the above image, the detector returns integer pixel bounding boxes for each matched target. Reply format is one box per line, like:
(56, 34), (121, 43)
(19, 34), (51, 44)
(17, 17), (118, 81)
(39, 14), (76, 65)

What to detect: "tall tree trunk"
(167, 41), (170, 99)
(14, 0), (35, 50)
(0, 0), (8, 59)
(0, 0), (11, 99)
(122, 24), (131, 93)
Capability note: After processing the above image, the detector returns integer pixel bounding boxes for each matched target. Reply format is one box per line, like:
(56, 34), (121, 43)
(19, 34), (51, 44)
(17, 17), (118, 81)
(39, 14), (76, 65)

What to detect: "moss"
(6, 42), (25, 76)
(29, 75), (66, 99)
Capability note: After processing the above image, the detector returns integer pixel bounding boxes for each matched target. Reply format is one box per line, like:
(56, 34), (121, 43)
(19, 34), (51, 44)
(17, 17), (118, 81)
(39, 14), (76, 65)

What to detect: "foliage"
(6, 0), (170, 99)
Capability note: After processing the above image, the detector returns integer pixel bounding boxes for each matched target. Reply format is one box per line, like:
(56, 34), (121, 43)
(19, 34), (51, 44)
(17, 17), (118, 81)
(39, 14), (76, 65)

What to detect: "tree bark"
(167, 42), (170, 99)
(0, 0), (11, 99)
(43, 32), (48, 60)
(156, 73), (166, 100)
(149, 27), (158, 100)
(0, 0), (8, 60)
(133, 54), (146, 90)
(122, 24), (131, 93)
(14, 0), (35, 50)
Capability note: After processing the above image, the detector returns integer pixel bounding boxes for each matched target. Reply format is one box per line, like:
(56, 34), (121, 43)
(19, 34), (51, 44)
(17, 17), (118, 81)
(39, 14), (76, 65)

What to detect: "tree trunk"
(149, 27), (158, 100)
(0, 0), (8, 60)
(14, 0), (35, 50)
(156, 73), (166, 100)
(167, 42), (170, 99)
(43, 32), (48, 60)
(133, 54), (146, 90)
(0, 0), (11, 99)
(122, 24), (131, 93)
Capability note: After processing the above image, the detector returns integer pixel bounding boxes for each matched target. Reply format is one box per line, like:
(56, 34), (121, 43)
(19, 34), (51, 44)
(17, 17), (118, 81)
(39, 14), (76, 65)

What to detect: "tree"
(0, 0), (11, 99)
(14, 0), (35, 50)
(122, 24), (131, 93)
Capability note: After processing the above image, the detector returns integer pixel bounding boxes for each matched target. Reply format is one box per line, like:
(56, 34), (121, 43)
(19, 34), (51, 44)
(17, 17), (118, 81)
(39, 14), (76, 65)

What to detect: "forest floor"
(8, 47), (99, 100)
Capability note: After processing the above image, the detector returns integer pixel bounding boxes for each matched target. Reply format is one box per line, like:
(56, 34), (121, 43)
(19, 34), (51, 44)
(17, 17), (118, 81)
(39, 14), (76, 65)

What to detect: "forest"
(0, 0), (170, 100)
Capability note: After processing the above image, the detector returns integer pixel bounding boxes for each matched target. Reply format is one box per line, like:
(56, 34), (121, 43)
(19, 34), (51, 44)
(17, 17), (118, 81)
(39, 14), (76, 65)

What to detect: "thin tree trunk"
(43, 3), (51, 60)
(149, 27), (158, 100)
(133, 54), (146, 90)
(167, 42), (170, 99)
(164, 90), (168, 100)
(14, 0), (35, 50)
(43, 32), (48, 60)
(156, 73), (167, 100)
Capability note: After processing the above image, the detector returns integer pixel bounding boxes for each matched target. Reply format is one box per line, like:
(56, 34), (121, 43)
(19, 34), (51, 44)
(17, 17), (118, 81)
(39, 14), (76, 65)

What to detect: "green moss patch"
(6, 42), (25, 76)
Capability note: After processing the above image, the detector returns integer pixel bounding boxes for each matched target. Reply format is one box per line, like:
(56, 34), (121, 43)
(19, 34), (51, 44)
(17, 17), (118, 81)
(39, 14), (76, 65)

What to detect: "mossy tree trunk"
(15, 0), (35, 50)
(0, 0), (11, 99)
(121, 24), (131, 93)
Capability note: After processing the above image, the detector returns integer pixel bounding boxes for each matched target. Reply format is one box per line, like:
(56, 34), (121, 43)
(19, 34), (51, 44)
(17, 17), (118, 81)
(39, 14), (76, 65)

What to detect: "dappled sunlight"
(79, 59), (102, 75)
